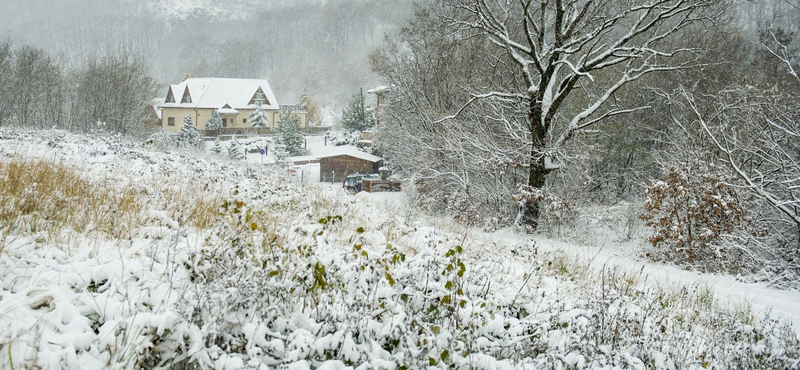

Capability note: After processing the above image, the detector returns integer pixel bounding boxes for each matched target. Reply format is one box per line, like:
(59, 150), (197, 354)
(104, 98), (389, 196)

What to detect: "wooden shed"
(318, 150), (383, 183)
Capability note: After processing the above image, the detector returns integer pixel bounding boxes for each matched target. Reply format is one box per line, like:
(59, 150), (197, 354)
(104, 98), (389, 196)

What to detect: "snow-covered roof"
(160, 77), (279, 111)
(367, 85), (390, 94)
(151, 98), (165, 119)
(289, 145), (382, 163)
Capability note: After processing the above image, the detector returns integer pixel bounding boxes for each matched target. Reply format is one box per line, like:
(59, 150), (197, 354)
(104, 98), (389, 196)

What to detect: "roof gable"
(180, 86), (192, 103)
(165, 87), (176, 103)
(159, 78), (279, 110)
(248, 87), (272, 106)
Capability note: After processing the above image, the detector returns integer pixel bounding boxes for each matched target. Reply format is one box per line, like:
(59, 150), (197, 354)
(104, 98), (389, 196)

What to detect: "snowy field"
(1, 129), (798, 369)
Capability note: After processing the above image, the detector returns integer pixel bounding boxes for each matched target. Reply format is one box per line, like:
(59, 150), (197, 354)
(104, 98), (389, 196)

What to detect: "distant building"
(158, 77), (308, 134)
(317, 148), (383, 183)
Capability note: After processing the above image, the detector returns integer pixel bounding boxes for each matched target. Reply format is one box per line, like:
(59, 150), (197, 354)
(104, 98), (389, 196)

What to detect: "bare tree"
(426, 0), (719, 227)
(0, 39), (13, 126)
(69, 48), (157, 136)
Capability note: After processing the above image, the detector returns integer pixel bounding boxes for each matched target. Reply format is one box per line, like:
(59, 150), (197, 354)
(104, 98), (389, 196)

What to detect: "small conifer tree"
(205, 110), (223, 131)
(228, 135), (245, 160)
(249, 94), (270, 127)
(341, 91), (375, 133)
(210, 138), (223, 155)
(275, 108), (310, 156)
(273, 143), (290, 168)
(177, 113), (202, 149)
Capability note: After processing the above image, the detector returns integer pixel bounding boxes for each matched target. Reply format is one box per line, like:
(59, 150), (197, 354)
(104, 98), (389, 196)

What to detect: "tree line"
(370, 0), (800, 286)
(0, 40), (157, 136)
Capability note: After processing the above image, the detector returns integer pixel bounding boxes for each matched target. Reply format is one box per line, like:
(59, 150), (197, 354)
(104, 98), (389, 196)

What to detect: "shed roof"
(290, 145), (383, 164)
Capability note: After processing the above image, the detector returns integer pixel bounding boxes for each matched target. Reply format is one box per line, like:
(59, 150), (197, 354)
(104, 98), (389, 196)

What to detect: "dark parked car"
(342, 173), (379, 194)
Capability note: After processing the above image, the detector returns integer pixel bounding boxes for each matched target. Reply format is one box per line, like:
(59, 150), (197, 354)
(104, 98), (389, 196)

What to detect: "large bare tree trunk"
(435, 0), (717, 227)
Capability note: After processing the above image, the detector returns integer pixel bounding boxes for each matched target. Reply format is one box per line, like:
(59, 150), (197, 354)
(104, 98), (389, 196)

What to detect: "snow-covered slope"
(0, 129), (798, 369)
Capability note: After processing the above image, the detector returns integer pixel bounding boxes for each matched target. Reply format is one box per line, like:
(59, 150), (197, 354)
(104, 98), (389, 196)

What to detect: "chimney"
(182, 73), (191, 82)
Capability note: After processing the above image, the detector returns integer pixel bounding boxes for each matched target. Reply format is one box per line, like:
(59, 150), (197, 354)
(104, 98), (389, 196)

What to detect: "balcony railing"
(199, 126), (331, 137)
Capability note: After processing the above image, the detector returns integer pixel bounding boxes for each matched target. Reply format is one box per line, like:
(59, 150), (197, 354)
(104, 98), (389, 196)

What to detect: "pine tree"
(177, 113), (202, 149)
(275, 108), (310, 156)
(228, 135), (245, 160)
(249, 94), (270, 127)
(210, 138), (223, 155)
(273, 143), (290, 168)
(205, 109), (223, 130)
(341, 91), (375, 133)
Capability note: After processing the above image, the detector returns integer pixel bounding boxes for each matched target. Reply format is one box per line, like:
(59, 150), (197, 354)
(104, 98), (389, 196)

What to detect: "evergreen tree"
(177, 113), (202, 149)
(249, 94), (270, 127)
(273, 143), (290, 168)
(205, 109), (223, 130)
(228, 135), (245, 160)
(275, 108), (310, 156)
(210, 138), (223, 155)
(341, 91), (375, 133)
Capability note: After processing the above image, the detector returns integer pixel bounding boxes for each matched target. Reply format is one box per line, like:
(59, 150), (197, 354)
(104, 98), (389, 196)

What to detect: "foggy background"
(0, 0), (421, 112)
(0, 0), (797, 115)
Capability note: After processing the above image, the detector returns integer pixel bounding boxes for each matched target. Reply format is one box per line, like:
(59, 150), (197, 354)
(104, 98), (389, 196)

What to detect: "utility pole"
(360, 87), (365, 129)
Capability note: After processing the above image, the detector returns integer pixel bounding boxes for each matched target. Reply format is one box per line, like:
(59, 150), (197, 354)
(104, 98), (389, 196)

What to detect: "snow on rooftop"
(288, 144), (382, 164)
(367, 85), (390, 94)
(161, 77), (279, 110)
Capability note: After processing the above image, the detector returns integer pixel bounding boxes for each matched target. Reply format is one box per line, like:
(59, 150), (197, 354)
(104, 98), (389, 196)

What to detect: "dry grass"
(0, 156), (142, 240)
(160, 187), (221, 230)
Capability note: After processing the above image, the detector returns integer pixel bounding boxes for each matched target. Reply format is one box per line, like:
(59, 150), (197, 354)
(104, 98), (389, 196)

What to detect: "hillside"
(0, 129), (798, 369)
(0, 0), (419, 105)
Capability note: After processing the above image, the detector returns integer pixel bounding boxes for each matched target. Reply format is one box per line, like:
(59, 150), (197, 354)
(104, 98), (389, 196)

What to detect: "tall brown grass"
(0, 156), (142, 240)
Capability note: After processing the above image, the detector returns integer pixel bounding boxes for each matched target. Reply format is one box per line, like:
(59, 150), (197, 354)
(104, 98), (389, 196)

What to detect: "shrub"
(641, 160), (748, 270)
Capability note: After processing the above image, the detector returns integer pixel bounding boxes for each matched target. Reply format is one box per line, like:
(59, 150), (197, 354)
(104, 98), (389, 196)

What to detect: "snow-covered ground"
(1, 129), (798, 369)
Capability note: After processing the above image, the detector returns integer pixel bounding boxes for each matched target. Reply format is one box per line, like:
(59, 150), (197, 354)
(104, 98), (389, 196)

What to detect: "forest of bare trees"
(0, 0), (419, 105)
(371, 0), (800, 286)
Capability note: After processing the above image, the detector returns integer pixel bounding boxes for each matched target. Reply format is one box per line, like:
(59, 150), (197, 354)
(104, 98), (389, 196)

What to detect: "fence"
(200, 126), (331, 138)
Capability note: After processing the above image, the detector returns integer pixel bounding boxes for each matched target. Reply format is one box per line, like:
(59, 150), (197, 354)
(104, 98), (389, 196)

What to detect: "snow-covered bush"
(1, 129), (798, 370)
(641, 160), (751, 272)
(325, 130), (361, 146)
(237, 136), (270, 153)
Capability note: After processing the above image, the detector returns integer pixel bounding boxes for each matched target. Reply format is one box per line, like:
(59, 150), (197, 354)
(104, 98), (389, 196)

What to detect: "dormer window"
(181, 86), (192, 104)
(248, 87), (271, 106)
(165, 88), (175, 103)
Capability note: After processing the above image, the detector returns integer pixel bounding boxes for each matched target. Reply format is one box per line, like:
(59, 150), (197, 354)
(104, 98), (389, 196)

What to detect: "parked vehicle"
(342, 173), (379, 194)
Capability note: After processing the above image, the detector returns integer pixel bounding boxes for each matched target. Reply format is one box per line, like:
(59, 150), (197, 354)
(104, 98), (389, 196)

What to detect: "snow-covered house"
(158, 77), (308, 133)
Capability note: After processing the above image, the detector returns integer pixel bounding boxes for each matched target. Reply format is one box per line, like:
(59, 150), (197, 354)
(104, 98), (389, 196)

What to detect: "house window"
(242, 118), (246, 124)
(222, 118), (227, 127)
(168, 117), (175, 126)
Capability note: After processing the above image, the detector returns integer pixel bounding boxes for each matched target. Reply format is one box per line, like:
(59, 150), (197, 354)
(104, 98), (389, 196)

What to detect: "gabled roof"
(160, 77), (279, 111)
(288, 145), (383, 164)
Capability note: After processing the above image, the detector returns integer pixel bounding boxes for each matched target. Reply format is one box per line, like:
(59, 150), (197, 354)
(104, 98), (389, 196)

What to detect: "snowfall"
(0, 129), (798, 369)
